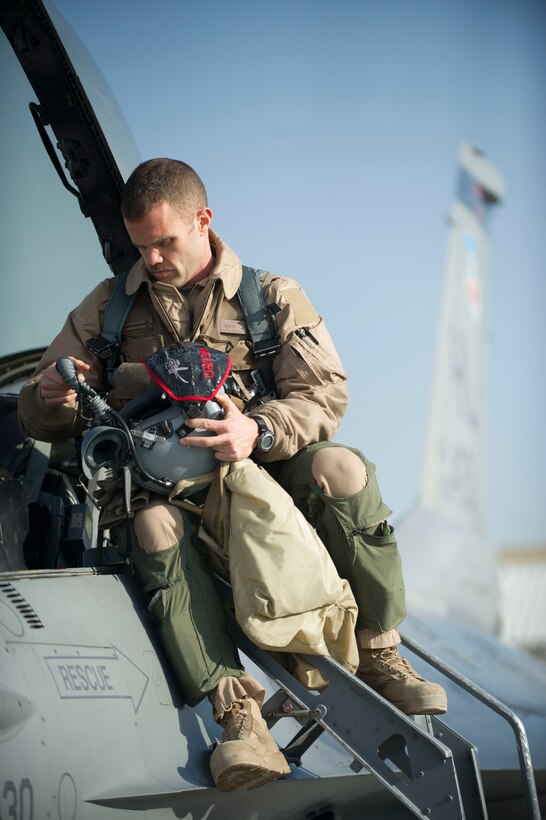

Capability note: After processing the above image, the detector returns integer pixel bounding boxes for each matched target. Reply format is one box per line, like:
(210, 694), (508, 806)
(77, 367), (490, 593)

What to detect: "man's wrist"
(252, 415), (275, 453)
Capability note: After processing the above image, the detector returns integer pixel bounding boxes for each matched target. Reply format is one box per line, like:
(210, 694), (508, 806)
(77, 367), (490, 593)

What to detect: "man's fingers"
(41, 390), (77, 407)
(180, 432), (248, 462)
(184, 416), (223, 431)
(42, 388), (76, 401)
(69, 356), (91, 372)
(180, 395), (255, 461)
(184, 393), (238, 431)
(40, 357), (91, 404)
(214, 392), (235, 411)
(46, 395), (77, 407)
(181, 432), (223, 448)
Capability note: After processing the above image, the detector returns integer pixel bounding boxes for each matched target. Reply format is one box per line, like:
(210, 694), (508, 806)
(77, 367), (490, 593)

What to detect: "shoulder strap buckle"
(86, 334), (120, 360)
(252, 338), (281, 359)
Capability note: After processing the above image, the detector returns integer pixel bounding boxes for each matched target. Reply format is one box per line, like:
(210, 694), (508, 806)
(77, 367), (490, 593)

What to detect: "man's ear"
(198, 207), (213, 233)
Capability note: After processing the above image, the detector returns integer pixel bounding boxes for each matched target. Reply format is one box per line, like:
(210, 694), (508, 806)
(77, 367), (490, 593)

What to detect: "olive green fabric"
(130, 516), (243, 706)
(274, 442), (406, 633)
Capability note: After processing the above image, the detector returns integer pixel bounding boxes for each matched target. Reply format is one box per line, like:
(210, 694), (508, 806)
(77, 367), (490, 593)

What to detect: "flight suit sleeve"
(17, 280), (113, 443)
(248, 275), (348, 461)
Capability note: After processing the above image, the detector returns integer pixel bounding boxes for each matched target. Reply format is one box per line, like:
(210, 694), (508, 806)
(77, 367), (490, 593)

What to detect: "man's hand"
(181, 392), (259, 462)
(39, 357), (91, 407)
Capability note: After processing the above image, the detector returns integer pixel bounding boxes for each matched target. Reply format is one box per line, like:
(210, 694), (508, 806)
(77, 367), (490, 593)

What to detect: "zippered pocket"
(122, 317), (155, 337)
(284, 325), (347, 385)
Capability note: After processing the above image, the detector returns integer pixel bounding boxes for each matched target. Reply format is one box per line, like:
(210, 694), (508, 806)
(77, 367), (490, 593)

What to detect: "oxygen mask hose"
(55, 357), (172, 491)
(56, 357), (112, 422)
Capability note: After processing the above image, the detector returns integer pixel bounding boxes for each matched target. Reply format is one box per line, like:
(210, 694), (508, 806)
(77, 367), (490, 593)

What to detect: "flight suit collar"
(205, 230), (243, 300)
(124, 229), (242, 300)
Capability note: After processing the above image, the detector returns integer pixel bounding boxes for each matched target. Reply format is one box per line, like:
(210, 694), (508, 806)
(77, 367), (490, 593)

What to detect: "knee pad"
(311, 447), (368, 497)
(134, 499), (185, 553)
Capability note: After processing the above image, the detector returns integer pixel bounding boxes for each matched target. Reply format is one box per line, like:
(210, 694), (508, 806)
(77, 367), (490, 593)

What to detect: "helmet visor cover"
(142, 342), (231, 402)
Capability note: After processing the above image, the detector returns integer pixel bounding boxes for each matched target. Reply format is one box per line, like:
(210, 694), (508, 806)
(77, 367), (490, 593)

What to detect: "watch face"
(259, 431), (275, 452)
(254, 416), (275, 452)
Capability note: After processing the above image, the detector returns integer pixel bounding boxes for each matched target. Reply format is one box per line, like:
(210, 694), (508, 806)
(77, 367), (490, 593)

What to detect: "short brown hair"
(121, 159), (208, 222)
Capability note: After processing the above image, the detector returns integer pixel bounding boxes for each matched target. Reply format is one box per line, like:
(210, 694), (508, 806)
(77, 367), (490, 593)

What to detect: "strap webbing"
(86, 270), (136, 387)
(238, 266), (280, 359)
(101, 270), (135, 347)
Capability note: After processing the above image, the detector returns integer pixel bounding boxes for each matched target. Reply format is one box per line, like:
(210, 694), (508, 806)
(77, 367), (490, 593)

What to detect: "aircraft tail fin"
(418, 143), (503, 532)
(398, 144), (504, 631)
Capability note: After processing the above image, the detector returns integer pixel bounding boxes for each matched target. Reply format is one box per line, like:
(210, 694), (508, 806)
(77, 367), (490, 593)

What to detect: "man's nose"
(144, 247), (163, 266)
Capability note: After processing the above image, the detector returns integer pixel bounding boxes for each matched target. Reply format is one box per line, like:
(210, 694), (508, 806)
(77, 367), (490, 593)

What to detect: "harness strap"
(102, 270), (135, 346)
(85, 270), (136, 387)
(238, 266), (281, 359)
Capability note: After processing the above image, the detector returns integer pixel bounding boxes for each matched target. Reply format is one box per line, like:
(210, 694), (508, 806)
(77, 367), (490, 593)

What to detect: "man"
(18, 159), (446, 792)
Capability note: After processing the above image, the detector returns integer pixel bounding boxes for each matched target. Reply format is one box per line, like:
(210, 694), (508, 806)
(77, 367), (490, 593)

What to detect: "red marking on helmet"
(199, 347), (215, 379)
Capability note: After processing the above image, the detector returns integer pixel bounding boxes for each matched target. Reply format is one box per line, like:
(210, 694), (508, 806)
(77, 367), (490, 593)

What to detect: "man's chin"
(151, 270), (187, 287)
(151, 269), (174, 280)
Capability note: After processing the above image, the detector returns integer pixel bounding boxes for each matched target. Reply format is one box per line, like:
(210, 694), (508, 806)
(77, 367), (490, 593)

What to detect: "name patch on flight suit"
(219, 319), (247, 335)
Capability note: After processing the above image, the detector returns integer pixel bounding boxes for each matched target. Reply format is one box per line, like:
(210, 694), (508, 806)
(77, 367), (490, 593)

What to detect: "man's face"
(124, 200), (213, 289)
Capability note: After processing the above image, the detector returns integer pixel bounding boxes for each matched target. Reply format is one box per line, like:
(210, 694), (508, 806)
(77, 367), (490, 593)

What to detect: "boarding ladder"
(216, 578), (541, 820)
(85, 510), (540, 820)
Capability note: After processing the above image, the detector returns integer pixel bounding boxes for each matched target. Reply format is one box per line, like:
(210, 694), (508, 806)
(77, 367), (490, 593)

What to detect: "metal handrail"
(400, 632), (540, 820)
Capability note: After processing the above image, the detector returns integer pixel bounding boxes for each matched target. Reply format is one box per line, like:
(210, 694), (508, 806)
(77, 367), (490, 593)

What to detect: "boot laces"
(372, 647), (425, 682)
(221, 699), (253, 742)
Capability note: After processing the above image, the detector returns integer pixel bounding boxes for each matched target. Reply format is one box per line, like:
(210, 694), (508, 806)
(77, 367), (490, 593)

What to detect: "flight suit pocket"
(122, 334), (165, 363)
(123, 318), (155, 335)
(353, 524), (405, 632)
(283, 329), (347, 386)
(309, 449), (405, 632)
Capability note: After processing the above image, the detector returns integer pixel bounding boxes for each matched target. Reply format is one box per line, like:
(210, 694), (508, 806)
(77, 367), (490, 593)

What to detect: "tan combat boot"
(357, 646), (447, 715)
(210, 696), (291, 792)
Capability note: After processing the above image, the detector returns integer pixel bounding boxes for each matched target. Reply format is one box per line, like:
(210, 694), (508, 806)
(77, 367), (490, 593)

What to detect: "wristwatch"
(253, 415), (275, 453)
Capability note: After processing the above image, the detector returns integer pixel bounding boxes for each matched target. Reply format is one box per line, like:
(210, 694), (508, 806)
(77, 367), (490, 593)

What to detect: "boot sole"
(211, 747), (291, 792)
(391, 694), (448, 715)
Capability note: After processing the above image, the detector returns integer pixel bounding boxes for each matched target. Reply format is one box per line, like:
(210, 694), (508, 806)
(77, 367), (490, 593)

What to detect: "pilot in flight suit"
(19, 158), (446, 792)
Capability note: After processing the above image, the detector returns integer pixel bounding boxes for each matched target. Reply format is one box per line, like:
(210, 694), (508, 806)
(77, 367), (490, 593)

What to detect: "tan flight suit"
(18, 230), (405, 709)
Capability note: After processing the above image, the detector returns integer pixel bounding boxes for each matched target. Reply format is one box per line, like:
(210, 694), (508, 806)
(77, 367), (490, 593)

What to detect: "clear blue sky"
(51, 0), (546, 544)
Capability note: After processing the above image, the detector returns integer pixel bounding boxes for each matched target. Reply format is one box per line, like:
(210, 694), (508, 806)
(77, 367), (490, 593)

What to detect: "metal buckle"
(252, 339), (281, 359)
(86, 335), (119, 360)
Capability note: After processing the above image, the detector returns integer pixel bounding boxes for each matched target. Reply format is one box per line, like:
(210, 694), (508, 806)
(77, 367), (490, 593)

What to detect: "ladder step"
(431, 717), (488, 820)
(235, 623), (469, 820)
(215, 574), (488, 818)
